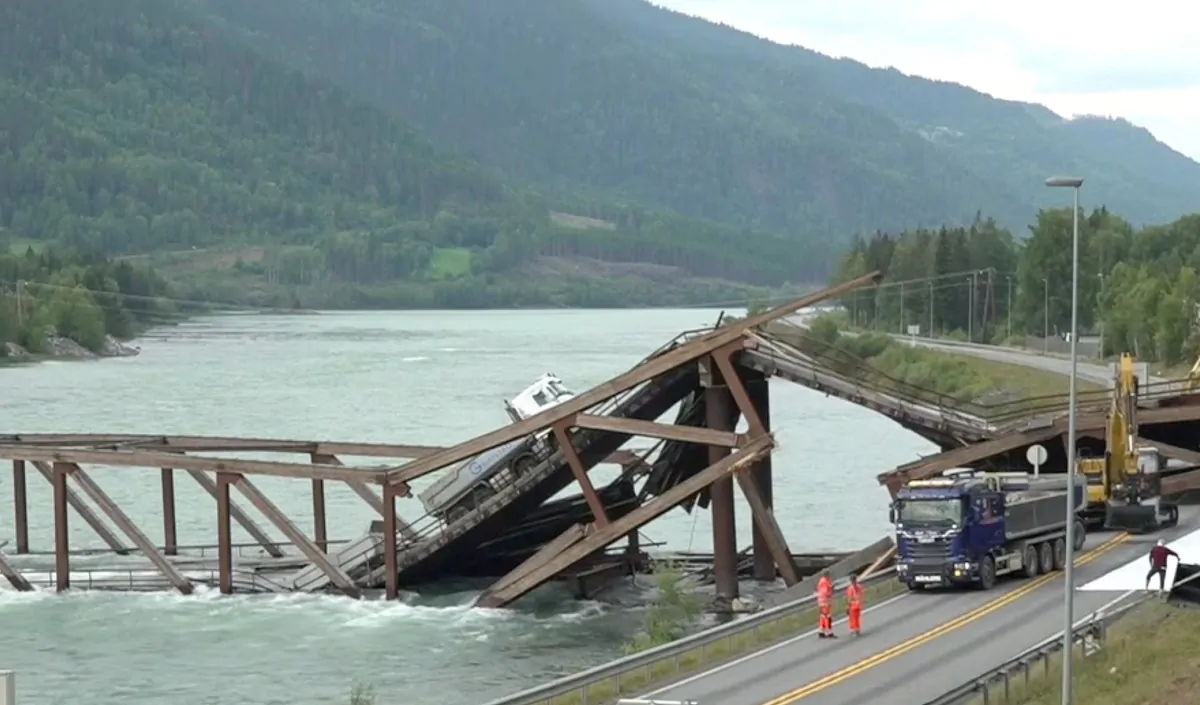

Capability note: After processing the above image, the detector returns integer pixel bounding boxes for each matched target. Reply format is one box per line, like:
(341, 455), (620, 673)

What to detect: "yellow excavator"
(1075, 353), (1179, 533)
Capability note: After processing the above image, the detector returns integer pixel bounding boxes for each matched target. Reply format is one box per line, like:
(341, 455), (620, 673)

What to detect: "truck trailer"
(891, 470), (1087, 590)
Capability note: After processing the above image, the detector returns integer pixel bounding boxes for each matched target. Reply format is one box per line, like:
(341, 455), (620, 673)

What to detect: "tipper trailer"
(891, 470), (1087, 590)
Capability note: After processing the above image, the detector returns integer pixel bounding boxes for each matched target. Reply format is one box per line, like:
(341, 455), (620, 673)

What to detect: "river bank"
(1, 332), (141, 365)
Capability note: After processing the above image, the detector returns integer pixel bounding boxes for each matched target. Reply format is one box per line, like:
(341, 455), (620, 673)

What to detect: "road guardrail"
(481, 568), (898, 705)
(922, 594), (1146, 705)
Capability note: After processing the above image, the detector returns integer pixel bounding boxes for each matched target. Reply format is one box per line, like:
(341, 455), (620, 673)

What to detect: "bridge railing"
(921, 595), (1146, 705)
(755, 325), (1184, 430)
(479, 568), (897, 705)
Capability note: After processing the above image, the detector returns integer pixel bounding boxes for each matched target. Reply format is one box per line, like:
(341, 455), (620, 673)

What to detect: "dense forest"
(0, 0), (825, 310)
(834, 209), (1200, 364)
(0, 247), (173, 355)
(189, 0), (1200, 246)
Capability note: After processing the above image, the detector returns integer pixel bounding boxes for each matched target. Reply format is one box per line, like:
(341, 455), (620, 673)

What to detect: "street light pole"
(1097, 273), (1105, 358)
(1046, 175), (1084, 705)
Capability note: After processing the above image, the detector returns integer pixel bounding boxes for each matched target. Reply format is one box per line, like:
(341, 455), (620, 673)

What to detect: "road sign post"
(1026, 443), (1048, 478)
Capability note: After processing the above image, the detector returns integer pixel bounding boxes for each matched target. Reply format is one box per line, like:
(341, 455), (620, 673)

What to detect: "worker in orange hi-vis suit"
(846, 573), (864, 636)
(816, 569), (837, 639)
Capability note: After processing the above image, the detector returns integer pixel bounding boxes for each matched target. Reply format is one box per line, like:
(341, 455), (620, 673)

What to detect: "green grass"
(968, 601), (1200, 705)
(429, 247), (472, 278)
(542, 578), (907, 705)
(6, 238), (45, 254)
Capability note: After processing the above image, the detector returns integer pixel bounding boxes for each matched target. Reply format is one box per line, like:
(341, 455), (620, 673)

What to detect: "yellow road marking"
(763, 533), (1130, 704)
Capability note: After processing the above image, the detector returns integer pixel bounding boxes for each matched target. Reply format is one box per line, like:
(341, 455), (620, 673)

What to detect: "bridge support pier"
(11, 460), (28, 554)
(747, 372), (775, 582)
(706, 368), (740, 603)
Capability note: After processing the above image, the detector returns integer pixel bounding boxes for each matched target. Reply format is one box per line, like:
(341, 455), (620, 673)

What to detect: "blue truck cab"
(890, 471), (1086, 590)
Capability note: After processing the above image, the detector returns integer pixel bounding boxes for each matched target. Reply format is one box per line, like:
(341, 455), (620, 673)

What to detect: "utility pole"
(900, 282), (906, 333)
(1006, 276), (1013, 341)
(967, 276), (974, 343)
(1043, 277), (1050, 353)
(15, 280), (23, 326)
(928, 280), (934, 337)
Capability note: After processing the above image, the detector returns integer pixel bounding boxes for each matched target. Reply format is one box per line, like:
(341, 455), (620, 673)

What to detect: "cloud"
(653, 0), (1200, 159)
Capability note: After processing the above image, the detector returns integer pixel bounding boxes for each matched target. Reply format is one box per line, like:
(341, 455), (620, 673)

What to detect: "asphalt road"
(643, 510), (1199, 705)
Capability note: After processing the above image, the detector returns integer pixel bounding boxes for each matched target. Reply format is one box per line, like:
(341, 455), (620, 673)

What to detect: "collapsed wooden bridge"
(13, 269), (1200, 607)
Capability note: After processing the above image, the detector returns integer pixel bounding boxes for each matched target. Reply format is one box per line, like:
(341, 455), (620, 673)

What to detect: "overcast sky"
(656, 0), (1200, 161)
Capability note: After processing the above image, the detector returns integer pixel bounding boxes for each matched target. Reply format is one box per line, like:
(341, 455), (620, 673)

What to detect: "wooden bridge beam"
(11, 460), (28, 554)
(31, 461), (129, 555)
(554, 423), (609, 528)
(572, 414), (740, 447)
(63, 463), (193, 595)
(311, 453), (416, 540)
(186, 470), (285, 558)
(228, 475), (361, 599)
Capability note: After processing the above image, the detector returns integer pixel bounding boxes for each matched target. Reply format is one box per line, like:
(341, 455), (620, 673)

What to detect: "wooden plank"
(31, 461), (129, 554)
(386, 272), (879, 487)
(65, 465), (194, 595)
(310, 453), (417, 540)
(878, 426), (1062, 490)
(487, 523), (591, 595)
(1141, 438), (1200, 466)
(475, 434), (775, 608)
(734, 469), (799, 585)
(555, 423), (609, 527)
(185, 470), (285, 558)
(229, 475), (362, 599)
(0, 445), (383, 484)
(1, 434), (644, 466)
(0, 547), (33, 591)
(573, 414), (741, 447)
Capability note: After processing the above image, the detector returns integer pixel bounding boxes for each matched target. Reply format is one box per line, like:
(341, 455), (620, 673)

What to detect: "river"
(0, 309), (933, 704)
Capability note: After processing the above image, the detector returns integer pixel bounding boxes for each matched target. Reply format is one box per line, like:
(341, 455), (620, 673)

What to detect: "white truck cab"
(419, 374), (577, 524)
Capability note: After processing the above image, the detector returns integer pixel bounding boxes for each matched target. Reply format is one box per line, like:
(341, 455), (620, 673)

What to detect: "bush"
(624, 564), (704, 653)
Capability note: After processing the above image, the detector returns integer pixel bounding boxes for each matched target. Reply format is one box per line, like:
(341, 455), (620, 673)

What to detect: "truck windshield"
(897, 499), (962, 526)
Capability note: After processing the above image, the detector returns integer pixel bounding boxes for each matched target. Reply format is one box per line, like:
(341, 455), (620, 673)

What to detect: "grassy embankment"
(973, 601), (1200, 705)
(769, 316), (1103, 405)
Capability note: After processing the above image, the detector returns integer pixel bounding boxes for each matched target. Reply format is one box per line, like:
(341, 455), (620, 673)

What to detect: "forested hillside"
(0, 0), (823, 310)
(190, 0), (1200, 244)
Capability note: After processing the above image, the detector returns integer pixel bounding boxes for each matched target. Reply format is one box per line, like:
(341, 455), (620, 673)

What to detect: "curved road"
(641, 509), (1197, 705)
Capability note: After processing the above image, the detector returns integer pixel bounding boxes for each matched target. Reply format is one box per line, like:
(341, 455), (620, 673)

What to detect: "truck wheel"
(1021, 545), (1040, 578)
(472, 484), (496, 509)
(1072, 520), (1086, 552)
(1052, 538), (1067, 571)
(979, 556), (997, 590)
(512, 454), (538, 477)
(1038, 542), (1054, 574)
(907, 583), (926, 593)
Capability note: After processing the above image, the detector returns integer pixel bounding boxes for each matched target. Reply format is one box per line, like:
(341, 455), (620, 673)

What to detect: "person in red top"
(816, 569), (836, 638)
(846, 574), (864, 636)
(1147, 539), (1180, 593)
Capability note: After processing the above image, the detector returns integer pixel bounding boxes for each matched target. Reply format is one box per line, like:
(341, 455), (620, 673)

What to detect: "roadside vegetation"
(769, 316), (1101, 405)
(992, 602), (1200, 705)
(623, 564), (705, 654)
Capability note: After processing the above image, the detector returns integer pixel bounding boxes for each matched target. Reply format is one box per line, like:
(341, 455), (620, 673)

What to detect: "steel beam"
(31, 461), (129, 554)
(228, 475), (361, 599)
(475, 434), (775, 608)
(734, 469), (798, 585)
(0, 445), (383, 484)
(386, 272), (879, 487)
(185, 470), (285, 558)
(11, 460), (28, 554)
(554, 425), (609, 527)
(572, 414), (740, 448)
(64, 464), (193, 594)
